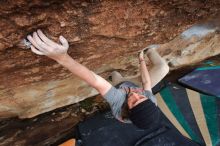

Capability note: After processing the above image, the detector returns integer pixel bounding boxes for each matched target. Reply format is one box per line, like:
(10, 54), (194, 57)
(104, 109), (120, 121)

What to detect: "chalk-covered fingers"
(33, 32), (53, 53)
(27, 34), (46, 55)
(27, 30), (69, 58)
(59, 35), (69, 49)
(37, 29), (69, 51)
(37, 29), (60, 48)
(30, 45), (44, 55)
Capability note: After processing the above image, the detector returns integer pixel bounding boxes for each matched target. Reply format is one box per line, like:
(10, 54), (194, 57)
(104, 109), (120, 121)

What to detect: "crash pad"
(156, 84), (220, 146)
(178, 66), (220, 97)
(77, 110), (198, 146)
(77, 83), (220, 146)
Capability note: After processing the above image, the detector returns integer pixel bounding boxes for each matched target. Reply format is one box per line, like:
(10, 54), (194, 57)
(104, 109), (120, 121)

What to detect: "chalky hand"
(27, 29), (69, 61)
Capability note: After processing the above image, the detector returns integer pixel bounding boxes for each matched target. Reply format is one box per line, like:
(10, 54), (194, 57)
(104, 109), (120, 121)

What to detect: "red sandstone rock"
(0, 0), (220, 119)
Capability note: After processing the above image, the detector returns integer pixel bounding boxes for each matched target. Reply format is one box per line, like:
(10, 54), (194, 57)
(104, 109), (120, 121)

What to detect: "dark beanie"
(129, 99), (160, 129)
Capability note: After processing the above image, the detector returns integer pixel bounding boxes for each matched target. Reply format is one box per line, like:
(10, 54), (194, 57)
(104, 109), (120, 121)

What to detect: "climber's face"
(127, 92), (148, 109)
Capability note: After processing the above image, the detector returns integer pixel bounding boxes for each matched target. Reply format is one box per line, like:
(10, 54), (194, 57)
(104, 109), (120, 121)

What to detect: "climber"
(27, 29), (169, 129)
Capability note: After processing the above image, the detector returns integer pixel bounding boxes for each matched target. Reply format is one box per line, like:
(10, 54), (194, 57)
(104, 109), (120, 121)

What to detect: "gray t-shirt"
(104, 86), (157, 120)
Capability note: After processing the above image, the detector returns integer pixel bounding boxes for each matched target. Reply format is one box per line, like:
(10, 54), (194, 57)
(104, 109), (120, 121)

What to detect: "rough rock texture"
(1, 0), (220, 119)
(0, 95), (109, 146)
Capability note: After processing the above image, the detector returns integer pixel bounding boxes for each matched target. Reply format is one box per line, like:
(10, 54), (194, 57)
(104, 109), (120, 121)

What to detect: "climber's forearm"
(57, 54), (112, 96)
(140, 61), (152, 91)
(57, 54), (96, 85)
(26, 29), (112, 96)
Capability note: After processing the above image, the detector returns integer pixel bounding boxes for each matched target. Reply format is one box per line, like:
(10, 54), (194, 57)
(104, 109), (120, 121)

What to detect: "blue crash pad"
(178, 66), (220, 98)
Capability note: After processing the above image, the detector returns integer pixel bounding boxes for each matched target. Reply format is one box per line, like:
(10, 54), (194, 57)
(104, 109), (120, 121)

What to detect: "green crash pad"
(156, 84), (220, 146)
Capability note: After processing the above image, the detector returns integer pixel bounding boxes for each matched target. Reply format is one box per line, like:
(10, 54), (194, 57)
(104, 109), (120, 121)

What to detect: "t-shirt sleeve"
(103, 86), (126, 119)
(144, 90), (157, 106)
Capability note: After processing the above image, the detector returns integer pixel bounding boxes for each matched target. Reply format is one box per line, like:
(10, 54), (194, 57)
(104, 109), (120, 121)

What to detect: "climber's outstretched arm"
(27, 29), (112, 96)
(139, 50), (152, 91)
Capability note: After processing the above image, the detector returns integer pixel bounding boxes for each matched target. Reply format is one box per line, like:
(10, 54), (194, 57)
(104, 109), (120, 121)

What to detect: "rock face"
(1, 0), (220, 119)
